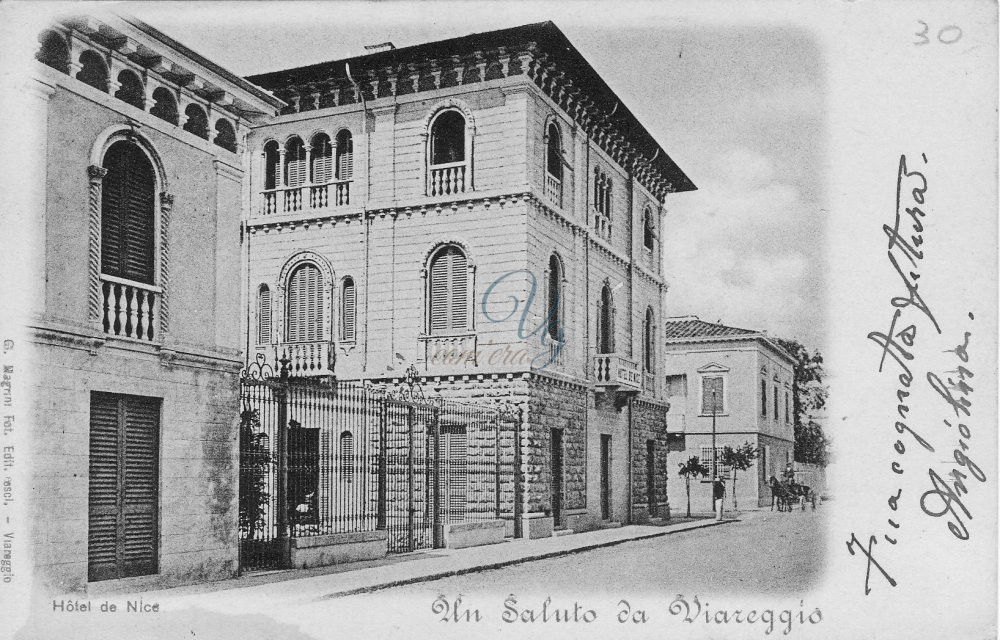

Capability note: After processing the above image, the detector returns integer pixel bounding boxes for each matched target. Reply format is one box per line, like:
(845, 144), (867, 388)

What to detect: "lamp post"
(711, 389), (718, 482)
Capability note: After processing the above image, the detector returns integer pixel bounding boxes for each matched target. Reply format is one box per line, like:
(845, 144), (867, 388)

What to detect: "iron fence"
(238, 368), (521, 571)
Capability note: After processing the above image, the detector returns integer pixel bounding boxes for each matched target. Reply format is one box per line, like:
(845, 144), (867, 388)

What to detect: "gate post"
(275, 355), (291, 566)
(376, 400), (387, 530)
(432, 406), (442, 548)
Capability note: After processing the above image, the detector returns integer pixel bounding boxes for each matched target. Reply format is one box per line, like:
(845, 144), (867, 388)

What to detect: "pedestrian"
(713, 479), (725, 521)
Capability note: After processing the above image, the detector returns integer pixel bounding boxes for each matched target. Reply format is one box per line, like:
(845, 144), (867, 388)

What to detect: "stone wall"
(630, 398), (670, 523)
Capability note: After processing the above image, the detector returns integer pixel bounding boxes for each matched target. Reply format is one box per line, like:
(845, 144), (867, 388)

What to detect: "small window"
(700, 446), (728, 479)
(774, 384), (779, 420)
(596, 284), (614, 354)
(546, 123), (562, 180)
(263, 141), (280, 190)
(284, 137), (307, 187)
(336, 130), (353, 180)
(101, 140), (156, 285)
(183, 104), (208, 140)
(761, 379), (768, 417)
(150, 88), (178, 126)
(665, 374), (687, 398)
(309, 133), (332, 183)
(36, 30), (69, 74)
(430, 110), (465, 165)
(341, 277), (356, 341)
(115, 70), (145, 110)
(285, 263), (323, 342)
(701, 376), (724, 414)
(77, 50), (108, 92)
(547, 254), (562, 341)
(257, 285), (271, 344)
(785, 391), (791, 423)
(643, 206), (655, 251)
(214, 119), (237, 153)
(643, 307), (655, 373)
(428, 245), (469, 334)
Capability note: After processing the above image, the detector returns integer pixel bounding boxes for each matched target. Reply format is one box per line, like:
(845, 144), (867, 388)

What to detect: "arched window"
(214, 119), (237, 153)
(339, 431), (355, 481)
(114, 70), (144, 110)
(257, 285), (272, 344)
(310, 133), (332, 183)
(336, 130), (353, 180)
(183, 104), (208, 139)
(263, 141), (280, 190)
(341, 277), (356, 341)
(761, 378), (768, 417)
(547, 254), (562, 341)
(593, 168), (612, 238)
(285, 263), (323, 342)
(101, 140), (156, 285)
(597, 284), (614, 354)
(284, 137), (307, 187)
(150, 88), (178, 125)
(428, 245), (469, 334)
(643, 206), (655, 251)
(36, 30), (69, 74)
(546, 123), (562, 180)
(643, 307), (655, 373)
(430, 110), (465, 165)
(77, 50), (108, 92)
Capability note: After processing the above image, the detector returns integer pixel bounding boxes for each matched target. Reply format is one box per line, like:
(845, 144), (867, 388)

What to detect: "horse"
(769, 476), (793, 512)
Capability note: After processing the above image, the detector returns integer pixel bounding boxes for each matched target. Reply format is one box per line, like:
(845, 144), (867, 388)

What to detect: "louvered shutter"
(286, 143), (306, 187)
(429, 247), (468, 334)
(258, 286), (271, 344)
(341, 279), (356, 341)
(702, 377), (723, 414)
(286, 264), (323, 342)
(122, 397), (159, 577)
(101, 142), (155, 284)
(429, 251), (450, 334)
(88, 393), (120, 582)
(336, 135), (353, 180)
(450, 250), (468, 331)
(312, 139), (332, 184)
(88, 393), (159, 582)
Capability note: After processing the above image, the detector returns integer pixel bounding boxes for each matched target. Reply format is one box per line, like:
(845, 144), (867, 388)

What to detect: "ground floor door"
(88, 392), (160, 582)
(600, 434), (612, 520)
(550, 428), (564, 527)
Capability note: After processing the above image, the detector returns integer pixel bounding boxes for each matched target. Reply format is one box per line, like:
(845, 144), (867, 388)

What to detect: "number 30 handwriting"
(914, 21), (963, 45)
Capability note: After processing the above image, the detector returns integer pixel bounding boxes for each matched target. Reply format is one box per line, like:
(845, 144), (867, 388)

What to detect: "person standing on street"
(713, 479), (725, 521)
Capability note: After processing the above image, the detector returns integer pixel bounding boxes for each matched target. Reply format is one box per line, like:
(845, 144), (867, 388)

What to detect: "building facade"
(26, 13), (281, 591)
(242, 22), (695, 535)
(662, 318), (796, 512)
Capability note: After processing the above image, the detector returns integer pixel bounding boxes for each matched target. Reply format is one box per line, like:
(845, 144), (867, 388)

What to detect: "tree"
(678, 456), (710, 518)
(774, 337), (831, 467)
(239, 408), (272, 541)
(720, 441), (759, 511)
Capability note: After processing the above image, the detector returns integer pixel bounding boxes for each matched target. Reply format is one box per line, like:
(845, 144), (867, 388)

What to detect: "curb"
(316, 517), (737, 600)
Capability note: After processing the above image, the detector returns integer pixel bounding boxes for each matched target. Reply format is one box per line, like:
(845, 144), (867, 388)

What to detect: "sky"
(123, 1), (828, 349)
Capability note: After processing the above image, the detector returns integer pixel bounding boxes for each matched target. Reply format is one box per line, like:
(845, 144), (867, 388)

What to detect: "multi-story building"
(662, 317), (796, 511)
(242, 22), (695, 536)
(25, 13), (281, 590)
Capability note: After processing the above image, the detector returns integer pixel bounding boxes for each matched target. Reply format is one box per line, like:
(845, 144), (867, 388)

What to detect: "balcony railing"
(594, 353), (642, 391)
(100, 274), (160, 342)
(428, 161), (467, 196)
(544, 173), (562, 208)
(259, 180), (352, 216)
(257, 341), (335, 377)
(419, 332), (477, 367)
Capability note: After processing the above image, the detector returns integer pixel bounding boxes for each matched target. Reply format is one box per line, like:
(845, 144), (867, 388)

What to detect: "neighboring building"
(662, 317), (796, 511)
(242, 22), (695, 535)
(26, 13), (281, 591)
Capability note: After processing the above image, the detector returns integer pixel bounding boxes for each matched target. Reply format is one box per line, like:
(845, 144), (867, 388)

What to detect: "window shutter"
(101, 142), (155, 284)
(430, 247), (470, 334)
(121, 397), (159, 577)
(286, 264), (323, 342)
(88, 393), (120, 582)
(337, 136), (353, 180)
(258, 287), (271, 344)
(450, 250), (468, 331)
(312, 141), (332, 184)
(702, 377), (723, 414)
(341, 279), (356, 341)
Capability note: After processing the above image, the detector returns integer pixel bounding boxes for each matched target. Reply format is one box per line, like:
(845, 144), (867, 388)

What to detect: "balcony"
(100, 275), (160, 342)
(419, 332), (477, 368)
(544, 173), (562, 208)
(594, 353), (641, 392)
(255, 341), (335, 377)
(428, 161), (467, 197)
(259, 180), (352, 216)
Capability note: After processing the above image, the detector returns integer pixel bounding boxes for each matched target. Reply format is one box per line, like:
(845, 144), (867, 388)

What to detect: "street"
(16, 508), (826, 640)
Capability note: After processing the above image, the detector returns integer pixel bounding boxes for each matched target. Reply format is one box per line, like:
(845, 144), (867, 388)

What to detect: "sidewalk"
(147, 515), (742, 606)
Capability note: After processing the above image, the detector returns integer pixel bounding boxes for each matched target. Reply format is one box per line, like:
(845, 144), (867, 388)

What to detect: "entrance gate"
(238, 361), (521, 571)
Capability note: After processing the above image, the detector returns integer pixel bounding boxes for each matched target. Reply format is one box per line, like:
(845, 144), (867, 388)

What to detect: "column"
(87, 165), (108, 326)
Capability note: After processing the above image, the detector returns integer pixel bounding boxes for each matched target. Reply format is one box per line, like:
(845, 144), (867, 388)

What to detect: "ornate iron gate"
(238, 359), (521, 571)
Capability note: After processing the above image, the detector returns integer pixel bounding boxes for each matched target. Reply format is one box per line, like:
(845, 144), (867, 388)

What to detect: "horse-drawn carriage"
(769, 476), (817, 512)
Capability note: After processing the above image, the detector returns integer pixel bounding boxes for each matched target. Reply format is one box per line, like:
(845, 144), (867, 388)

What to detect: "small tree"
(239, 408), (272, 541)
(678, 456), (710, 518)
(720, 441), (760, 511)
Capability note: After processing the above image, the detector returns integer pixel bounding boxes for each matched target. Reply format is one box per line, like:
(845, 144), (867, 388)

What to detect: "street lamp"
(711, 389), (718, 482)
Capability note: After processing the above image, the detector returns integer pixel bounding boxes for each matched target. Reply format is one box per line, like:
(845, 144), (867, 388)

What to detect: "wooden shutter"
(101, 142), (155, 284)
(450, 250), (468, 331)
(312, 138), (332, 184)
(88, 392), (159, 582)
(429, 247), (468, 334)
(286, 264), (323, 342)
(258, 286), (271, 344)
(341, 279), (356, 341)
(286, 142), (306, 187)
(702, 376), (723, 414)
(336, 134), (353, 180)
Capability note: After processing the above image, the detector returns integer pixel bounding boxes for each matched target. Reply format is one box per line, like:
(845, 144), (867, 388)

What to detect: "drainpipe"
(626, 395), (634, 525)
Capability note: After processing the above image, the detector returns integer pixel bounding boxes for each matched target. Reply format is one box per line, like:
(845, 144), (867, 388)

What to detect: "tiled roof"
(663, 318), (760, 340)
